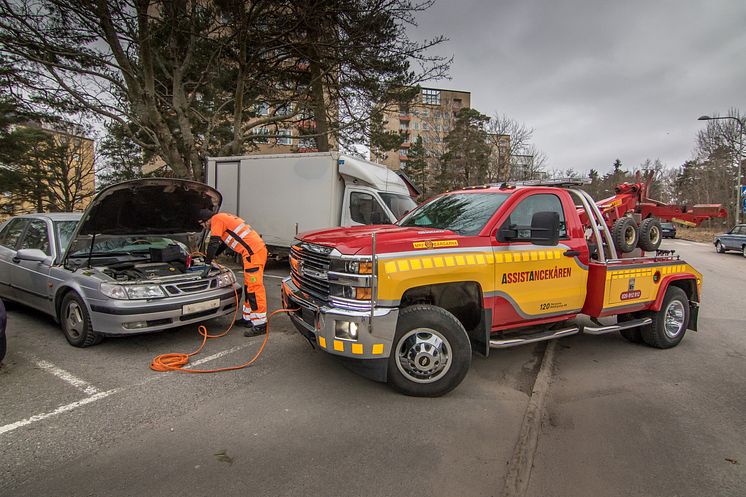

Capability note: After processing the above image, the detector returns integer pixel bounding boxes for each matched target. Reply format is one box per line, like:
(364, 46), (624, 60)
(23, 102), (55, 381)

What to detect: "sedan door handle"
(563, 250), (581, 257)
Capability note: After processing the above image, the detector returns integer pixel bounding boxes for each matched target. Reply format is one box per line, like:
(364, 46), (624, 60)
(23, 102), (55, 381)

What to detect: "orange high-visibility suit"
(206, 213), (267, 327)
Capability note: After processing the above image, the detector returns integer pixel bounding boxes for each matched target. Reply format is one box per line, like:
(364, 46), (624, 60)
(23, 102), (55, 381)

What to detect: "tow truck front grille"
(290, 243), (332, 301)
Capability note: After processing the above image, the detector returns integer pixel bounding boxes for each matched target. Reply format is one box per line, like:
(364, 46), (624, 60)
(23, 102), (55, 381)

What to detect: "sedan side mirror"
(15, 248), (50, 263)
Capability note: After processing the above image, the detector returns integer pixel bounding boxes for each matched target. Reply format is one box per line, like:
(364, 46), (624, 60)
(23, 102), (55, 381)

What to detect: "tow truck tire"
(60, 292), (102, 348)
(612, 217), (638, 253)
(638, 218), (662, 252)
(641, 286), (689, 349)
(618, 313), (644, 343)
(388, 305), (471, 397)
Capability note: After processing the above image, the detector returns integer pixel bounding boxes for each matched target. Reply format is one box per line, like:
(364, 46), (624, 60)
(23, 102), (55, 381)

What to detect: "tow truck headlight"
(330, 258), (373, 274)
(330, 285), (373, 300)
(216, 270), (236, 288)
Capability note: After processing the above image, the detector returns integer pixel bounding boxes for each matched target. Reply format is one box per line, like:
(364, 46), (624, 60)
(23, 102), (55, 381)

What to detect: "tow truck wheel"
(612, 217), (638, 253)
(638, 218), (662, 252)
(618, 313), (644, 343)
(388, 305), (471, 397)
(641, 286), (689, 349)
(60, 292), (102, 347)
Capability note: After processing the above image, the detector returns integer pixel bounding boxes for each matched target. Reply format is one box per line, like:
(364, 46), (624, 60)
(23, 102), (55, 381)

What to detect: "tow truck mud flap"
(469, 308), (492, 358)
(333, 355), (389, 383)
(688, 302), (699, 331)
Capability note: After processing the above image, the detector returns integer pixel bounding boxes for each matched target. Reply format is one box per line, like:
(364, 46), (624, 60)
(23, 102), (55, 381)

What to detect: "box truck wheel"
(612, 217), (638, 253)
(641, 286), (689, 349)
(638, 218), (662, 251)
(388, 305), (471, 397)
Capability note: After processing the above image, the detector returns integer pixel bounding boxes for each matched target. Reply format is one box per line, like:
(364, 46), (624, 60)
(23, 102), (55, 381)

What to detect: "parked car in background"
(714, 224), (746, 256)
(0, 179), (241, 348)
(660, 222), (677, 239)
(0, 298), (6, 364)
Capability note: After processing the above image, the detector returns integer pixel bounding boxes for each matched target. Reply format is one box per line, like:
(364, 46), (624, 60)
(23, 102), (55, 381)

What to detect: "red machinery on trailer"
(578, 171), (727, 256)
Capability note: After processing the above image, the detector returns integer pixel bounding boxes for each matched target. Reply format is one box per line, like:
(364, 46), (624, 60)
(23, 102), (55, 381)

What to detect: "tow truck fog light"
(335, 321), (359, 340)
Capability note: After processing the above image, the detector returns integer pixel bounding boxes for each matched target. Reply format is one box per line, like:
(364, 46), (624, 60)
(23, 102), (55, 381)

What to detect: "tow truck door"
(491, 192), (589, 327)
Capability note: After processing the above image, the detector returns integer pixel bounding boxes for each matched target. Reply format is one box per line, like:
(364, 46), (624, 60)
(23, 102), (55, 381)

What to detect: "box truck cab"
(205, 152), (417, 257)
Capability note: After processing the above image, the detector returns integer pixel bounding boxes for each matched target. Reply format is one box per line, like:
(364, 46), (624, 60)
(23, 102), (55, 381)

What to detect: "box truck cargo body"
(205, 152), (417, 256)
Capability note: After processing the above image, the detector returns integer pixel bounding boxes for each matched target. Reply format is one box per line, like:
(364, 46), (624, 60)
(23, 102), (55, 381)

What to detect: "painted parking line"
(1, 344), (255, 437)
(28, 356), (100, 396)
(0, 389), (121, 436)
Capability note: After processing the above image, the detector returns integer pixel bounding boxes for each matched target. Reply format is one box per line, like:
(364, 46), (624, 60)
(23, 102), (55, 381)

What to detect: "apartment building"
(373, 87), (471, 171)
(0, 121), (95, 220)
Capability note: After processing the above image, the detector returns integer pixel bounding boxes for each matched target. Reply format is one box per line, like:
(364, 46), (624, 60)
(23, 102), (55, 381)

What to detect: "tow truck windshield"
(398, 192), (509, 235)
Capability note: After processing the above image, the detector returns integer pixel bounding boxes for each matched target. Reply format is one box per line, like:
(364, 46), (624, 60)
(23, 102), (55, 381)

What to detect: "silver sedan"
(0, 179), (241, 347)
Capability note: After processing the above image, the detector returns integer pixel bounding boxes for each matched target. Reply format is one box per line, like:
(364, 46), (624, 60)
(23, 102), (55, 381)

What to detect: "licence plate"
(182, 298), (221, 315)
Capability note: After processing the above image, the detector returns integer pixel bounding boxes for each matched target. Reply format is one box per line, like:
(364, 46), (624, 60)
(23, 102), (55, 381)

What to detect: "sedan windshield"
(398, 192), (509, 236)
(55, 221), (79, 256)
(67, 235), (190, 259)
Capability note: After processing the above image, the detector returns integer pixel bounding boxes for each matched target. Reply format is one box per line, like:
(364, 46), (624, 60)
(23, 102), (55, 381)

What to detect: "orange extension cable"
(150, 256), (297, 373)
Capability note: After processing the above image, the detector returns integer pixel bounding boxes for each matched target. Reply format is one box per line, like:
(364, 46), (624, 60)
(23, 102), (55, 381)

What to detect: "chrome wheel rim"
(663, 300), (685, 339)
(65, 301), (84, 339)
(395, 328), (452, 383)
(716, 242), (721, 252)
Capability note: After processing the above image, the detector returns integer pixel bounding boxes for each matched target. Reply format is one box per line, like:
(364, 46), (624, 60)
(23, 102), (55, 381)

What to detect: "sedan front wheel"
(60, 292), (102, 347)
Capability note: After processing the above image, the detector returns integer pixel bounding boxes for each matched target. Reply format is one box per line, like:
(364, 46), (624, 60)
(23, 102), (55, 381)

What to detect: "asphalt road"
(1, 240), (744, 496)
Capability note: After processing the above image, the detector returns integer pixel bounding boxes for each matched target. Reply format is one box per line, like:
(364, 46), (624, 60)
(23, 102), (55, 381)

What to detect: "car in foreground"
(660, 222), (677, 238)
(0, 179), (241, 347)
(714, 224), (746, 256)
(0, 298), (6, 363)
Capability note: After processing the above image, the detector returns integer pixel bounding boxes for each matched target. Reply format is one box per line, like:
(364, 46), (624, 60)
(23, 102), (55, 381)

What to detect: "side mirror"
(15, 248), (50, 263)
(530, 211), (560, 246)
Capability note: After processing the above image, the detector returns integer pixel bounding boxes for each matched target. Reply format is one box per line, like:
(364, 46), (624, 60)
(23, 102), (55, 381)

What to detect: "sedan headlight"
(125, 285), (166, 299)
(100, 283), (165, 300)
(216, 270), (237, 288)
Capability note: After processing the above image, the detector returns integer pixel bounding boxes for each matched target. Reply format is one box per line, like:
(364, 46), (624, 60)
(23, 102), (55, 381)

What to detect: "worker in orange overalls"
(198, 210), (267, 337)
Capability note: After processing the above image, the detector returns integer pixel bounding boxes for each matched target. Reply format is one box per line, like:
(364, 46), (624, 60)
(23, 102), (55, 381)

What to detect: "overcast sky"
(412, 0), (746, 175)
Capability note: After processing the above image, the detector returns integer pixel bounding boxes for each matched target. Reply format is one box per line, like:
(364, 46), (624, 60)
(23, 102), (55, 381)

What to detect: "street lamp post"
(698, 115), (746, 224)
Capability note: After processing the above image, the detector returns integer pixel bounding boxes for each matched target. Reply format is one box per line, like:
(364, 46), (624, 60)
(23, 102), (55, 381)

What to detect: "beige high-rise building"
(372, 87), (471, 171)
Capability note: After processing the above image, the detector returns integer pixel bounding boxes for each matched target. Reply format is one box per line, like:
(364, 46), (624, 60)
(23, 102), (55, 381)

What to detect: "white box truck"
(205, 152), (418, 257)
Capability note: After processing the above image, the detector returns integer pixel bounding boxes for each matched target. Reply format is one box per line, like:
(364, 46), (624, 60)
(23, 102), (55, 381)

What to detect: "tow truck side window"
(507, 194), (567, 241)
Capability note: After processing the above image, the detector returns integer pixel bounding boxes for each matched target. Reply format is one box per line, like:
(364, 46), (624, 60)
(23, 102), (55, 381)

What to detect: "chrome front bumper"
(281, 277), (398, 360)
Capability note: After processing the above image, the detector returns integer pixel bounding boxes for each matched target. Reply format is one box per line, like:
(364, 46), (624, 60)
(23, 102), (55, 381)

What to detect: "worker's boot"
(243, 323), (267, 337)
(234, 317), (252, 328)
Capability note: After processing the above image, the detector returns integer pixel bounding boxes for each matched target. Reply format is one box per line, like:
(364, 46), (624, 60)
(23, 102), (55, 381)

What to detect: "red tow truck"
(282, 179), (705, 396)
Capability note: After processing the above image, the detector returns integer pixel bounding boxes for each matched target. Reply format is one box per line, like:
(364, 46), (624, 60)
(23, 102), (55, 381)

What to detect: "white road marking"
(28, 356), (100, 396)
(186, 345), (247, 368)
(264, 274), (287, 280)
(2, 344), (253, 437)
(0, 389), (120, 436)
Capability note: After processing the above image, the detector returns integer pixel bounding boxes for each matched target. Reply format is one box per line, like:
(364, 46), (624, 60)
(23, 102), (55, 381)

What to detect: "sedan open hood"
(75, 178), (222, 236)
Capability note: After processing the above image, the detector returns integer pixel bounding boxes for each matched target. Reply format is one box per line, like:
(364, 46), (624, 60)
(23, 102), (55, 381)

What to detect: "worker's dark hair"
(196, 208), (214, 221)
